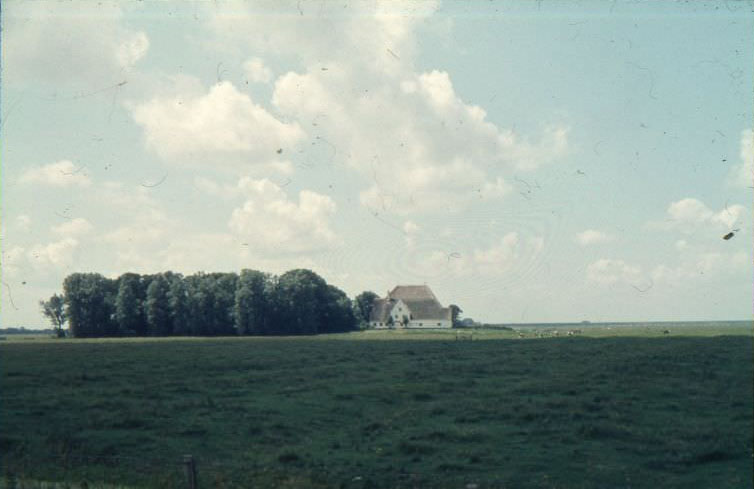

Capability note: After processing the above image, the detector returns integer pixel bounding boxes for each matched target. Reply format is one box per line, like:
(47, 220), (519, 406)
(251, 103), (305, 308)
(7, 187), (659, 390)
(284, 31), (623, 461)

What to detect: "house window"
(437, 323), (441, 326)
(419, 323), (422, 326)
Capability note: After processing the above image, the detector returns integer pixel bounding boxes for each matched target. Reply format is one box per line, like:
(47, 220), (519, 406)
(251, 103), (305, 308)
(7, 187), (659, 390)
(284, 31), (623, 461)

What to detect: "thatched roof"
(369, 298), (395, 322)
(388, 285), (438, 302)
(368, 285), (449, 321)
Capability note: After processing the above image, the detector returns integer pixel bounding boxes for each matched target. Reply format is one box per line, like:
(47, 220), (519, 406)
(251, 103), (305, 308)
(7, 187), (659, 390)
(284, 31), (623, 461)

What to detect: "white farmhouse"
(369, 285), (452, 329)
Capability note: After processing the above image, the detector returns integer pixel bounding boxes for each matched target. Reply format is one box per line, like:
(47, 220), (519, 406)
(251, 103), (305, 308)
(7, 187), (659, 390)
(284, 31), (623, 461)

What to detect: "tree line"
(42, 269), (380, 338)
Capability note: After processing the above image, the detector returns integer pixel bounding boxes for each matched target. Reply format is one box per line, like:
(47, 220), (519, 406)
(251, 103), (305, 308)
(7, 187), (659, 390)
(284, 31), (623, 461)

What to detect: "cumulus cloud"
(586, 258), (643, 286)
(3, 2), (149, 87)
(19, 160), (91, 187)
(243, 57), (273, 84)
(1, 246), (27, 278)
(229, 178), (338, 254)
(654, 198), (747, 233)
(203, 3), (567, 214)
(130, 81), (304, 170)
(27, 238), (79, 269)
(667, 198), (713, 223)
(575, 229), (615, 246)
(728, 128), (753, 188)
(410, 232), (544, 279)
(473, 232), (521, 270)
(652, 251), (749, 285)
(273, 66), (563, 214)
(52, 218), (93, 237)
(206, 1), (439, 76)
(193, 176), (243, 200)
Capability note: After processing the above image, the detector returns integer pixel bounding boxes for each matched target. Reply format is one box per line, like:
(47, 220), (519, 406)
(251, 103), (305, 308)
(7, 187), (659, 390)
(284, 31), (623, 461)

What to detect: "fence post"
(183, 454), (197, 489)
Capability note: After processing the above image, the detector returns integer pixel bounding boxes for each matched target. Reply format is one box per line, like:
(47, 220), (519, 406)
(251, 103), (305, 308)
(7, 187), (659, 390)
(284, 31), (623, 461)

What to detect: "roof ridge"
(389, 284), (437, 300)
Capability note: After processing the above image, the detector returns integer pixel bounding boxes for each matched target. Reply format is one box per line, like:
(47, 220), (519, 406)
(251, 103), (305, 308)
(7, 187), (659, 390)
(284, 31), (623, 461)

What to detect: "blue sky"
(2, 0), (752, 326)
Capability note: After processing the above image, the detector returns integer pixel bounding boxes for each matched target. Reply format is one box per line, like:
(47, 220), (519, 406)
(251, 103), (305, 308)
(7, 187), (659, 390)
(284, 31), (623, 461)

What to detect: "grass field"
(1, 324), (752, 488)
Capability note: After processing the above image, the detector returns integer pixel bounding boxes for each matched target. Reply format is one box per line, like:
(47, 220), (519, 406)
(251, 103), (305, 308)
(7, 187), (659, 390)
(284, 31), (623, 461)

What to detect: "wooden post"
(183, 455), (197, 489)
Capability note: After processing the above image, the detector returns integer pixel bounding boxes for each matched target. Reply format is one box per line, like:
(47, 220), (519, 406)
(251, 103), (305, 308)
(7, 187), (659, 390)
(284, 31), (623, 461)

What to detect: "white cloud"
(1, 246), (26, 278)
(575, 229), (615, 246)
(505, 126), (570, 172)
(272, 66), (563, 214)
(52, 218), (93, 237)
(96, 181), (159, 213)
(27, 238), (79, 269)
(403, 220), (420, 235)
(100, 221), (172, 272)
(652, 251), (749, 285)
(586, 258), (643, 286)
(408, 232), (544, 279)
(710, 205), (746, 229)
(243, 57), (273, 84)
(473, 232), (520, 269)
(3, 2), (149, 87)
(667, 198), (713, 223)
(193, 176), (242, 200)
(115, 31), (149, 68)
(130, 81), (304, 170)
(728, 128), (753, 188)
(229, 178), (338, 254)
(19, 160), (91, 187)
(206, 1), (440, 76)
(90, 181), (180, 272)
(655, 198), (747, 233)
(403, 220), (420, 248)
(200, 3), (568, 215)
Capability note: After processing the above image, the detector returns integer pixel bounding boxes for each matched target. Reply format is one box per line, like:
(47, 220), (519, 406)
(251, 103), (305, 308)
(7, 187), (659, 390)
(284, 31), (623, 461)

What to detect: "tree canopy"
(353, 291), (379, 328)
(56, 269), (357, 338)
(39, 294), (66, 337)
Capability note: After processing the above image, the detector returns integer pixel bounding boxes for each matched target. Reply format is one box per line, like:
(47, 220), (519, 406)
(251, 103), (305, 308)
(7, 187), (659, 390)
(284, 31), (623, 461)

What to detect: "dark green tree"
(319, 284), (356, 333)
(115, 273), (146, 336)
(63, 273), (117, 338)
(449, 304), (463, 328)
(353, 291), (379, 328)
(184, 273), (212, 335)
(235, 269), (270, 335)
(273, 269), (327, 335)
(59, 267), (357, 337)
(39, 293), (66, 337)
(210, 272), (238, 336)
(167, 274), (190, 335)
(145, 274), (171, 336)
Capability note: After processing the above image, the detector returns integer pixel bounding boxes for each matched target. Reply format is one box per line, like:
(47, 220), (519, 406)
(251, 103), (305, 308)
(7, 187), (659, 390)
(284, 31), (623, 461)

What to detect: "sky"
(2, 0), (753, 326)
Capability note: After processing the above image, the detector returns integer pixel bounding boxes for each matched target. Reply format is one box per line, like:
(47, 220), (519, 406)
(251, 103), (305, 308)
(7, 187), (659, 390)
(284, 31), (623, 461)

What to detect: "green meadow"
(1, 324), (752, 488)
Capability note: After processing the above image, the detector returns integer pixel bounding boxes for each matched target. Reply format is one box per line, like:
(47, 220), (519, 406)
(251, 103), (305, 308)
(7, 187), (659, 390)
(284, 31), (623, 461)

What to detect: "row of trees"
(41, 269), (380, 338)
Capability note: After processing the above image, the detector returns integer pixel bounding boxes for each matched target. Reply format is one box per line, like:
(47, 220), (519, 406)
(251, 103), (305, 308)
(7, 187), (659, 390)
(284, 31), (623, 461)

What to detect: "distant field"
(2, 320), (751, 343)
(1, 324), (752, 488)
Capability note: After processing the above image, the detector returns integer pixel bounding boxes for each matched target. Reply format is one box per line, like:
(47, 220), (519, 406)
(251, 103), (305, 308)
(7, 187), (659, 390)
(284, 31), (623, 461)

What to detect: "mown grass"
(1, 327), (752, 488)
